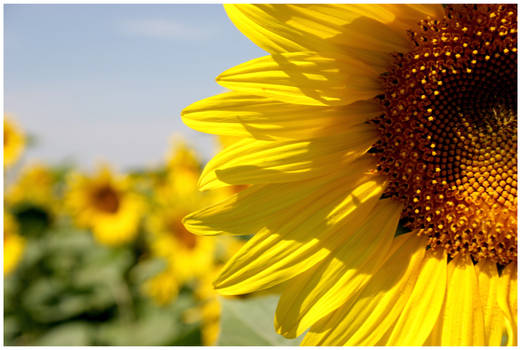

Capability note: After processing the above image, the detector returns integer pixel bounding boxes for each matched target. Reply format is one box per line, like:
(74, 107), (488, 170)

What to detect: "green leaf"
(34, 322), (92, 346)
(218, 295), (302, 346)
(129, 257), (167, 286)
(94, 293), (199, 346)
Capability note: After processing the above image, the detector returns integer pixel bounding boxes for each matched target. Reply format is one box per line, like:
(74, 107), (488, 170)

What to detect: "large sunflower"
(182, 4), (517, 346)
(65, 166), (144, 246)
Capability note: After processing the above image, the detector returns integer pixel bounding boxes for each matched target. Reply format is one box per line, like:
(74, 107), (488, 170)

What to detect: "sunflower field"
(4, 4), (518, 346)
(4, 117), (299, 346)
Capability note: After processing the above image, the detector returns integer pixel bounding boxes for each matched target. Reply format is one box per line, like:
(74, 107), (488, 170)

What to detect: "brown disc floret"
(373, 4), (517, 265)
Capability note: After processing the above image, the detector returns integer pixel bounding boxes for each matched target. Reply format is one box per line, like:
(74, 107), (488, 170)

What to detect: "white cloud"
(117, 18), (213, 40)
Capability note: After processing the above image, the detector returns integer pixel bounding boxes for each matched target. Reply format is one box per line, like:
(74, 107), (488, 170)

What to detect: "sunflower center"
(92, 185), (120, 213)
(374, 4), (517, 265)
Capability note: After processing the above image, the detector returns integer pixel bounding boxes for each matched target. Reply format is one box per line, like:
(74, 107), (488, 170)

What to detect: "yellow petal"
(385, 248), (447, 345)
(225, 4), (396, 50)
(224, 4), (412, 70)
(198, 124), (377, 190)
(275, 198), (402, 338)
(4, 233), (25, 275)
(182, 91), (382, 140)
(383, 4), (445, 31)
(497, 263), (517, 346)
(184, 174), (337, 237)
(440, 255), (486, 346)
(184, 156), (376, 237)
(214, 169), (386, 295)
(475, 260), (504, 346)
(423, 306), (443, 345)
(217, 52), (381, 106)
(302, 233), (427, 346)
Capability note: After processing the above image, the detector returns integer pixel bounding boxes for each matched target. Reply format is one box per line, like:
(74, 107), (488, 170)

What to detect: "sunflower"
(65, 165), (144, 246)
(182, 4), (517, 346)
(194, 236), (244, 345)
(5, 163), (58, 212)
(5, 163), (58, 237)
(4, 116), (25, 168)
(4, 210), (25, 275)
(166, 138), (201, 175)
(195, 266), (225, 345)
(143, 140), (244, 325)
(146, 205), (216, 287)
(143, 142), (217, 304)
(142, 266), (180, 306)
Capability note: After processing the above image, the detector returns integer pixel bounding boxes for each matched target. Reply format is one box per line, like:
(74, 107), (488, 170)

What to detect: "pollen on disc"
(373, 4), (517, 265)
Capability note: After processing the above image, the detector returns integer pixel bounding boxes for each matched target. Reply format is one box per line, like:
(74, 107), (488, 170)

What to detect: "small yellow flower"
(3, 116), (25, 168)
(5, 163), (58, 214)
(65, 165), (144, 246)
(147, 208), (216, 284)
(166, 138), (201, 175)
(142, 267), (179, 306)
(143, 141), (243, 310)
(4, 211), (25, 275)
(146, 172), (215, 285)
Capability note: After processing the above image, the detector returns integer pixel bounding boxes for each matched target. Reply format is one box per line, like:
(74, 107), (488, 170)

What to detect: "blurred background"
(4, 4), (300, 346)
(5, 4), (266, 169)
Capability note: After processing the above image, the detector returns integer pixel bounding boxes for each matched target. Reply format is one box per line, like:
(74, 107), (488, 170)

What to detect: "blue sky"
(4, 4), (266, 171)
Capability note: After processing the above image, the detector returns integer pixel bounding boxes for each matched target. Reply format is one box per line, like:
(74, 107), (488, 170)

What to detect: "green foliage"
(12, 204), (53, 238)
(4, 225), (202, 346)
(4, 160), (291, 346)
(218, 295), (302, 346)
